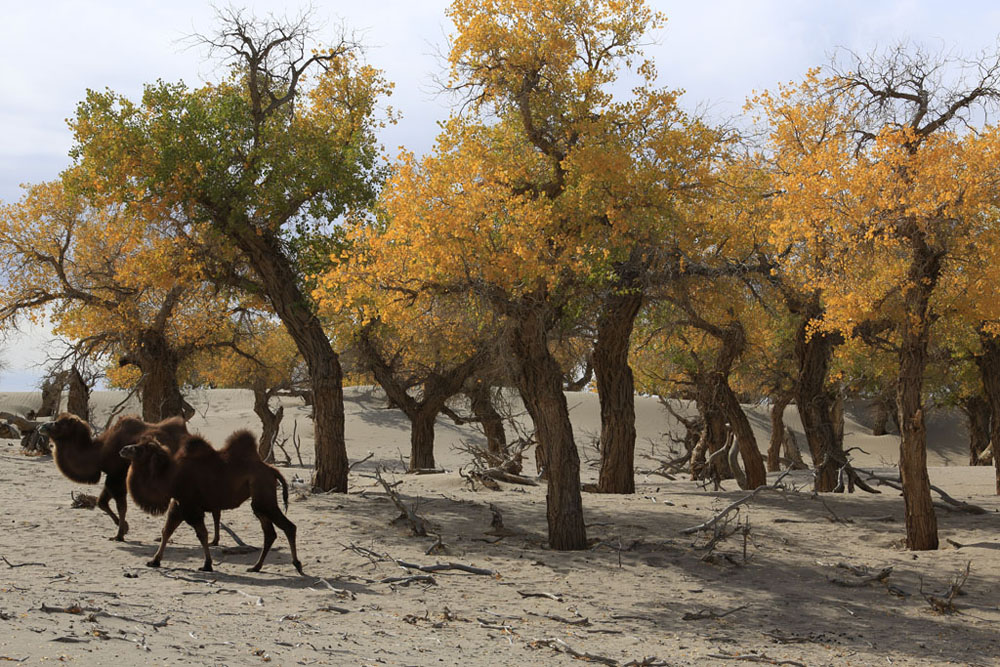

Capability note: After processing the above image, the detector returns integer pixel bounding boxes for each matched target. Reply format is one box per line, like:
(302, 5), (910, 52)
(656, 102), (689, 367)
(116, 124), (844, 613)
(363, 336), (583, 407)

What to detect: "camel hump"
(222, 430), (260, 461)
(179, 435), (218, 459)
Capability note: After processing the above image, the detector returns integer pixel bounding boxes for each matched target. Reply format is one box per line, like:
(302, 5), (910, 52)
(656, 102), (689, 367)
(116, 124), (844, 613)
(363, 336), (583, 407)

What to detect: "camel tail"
(273, 467), (289, 511)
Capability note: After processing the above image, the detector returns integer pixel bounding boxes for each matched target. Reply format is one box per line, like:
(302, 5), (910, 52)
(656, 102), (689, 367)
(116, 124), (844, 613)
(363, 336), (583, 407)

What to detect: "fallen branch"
(921, 561), (971, 614)
(395, 559), (496, 576)
(218, 522), (250, 548)
(38, 603), (169, 629)
(372, 467), (430, 537)
(380, 574), (437, 586)
(1, 556), (46, 568)
(828, 564), (893, 588)
(681, 471), (794, 535)
(859, 470), (986, 514)
(529, 638), (617, 666)
(682, 604), (748, 621)
(348, 451), (375, 471)
(517, 590), (564, 602)
(706, 652), (806, 666)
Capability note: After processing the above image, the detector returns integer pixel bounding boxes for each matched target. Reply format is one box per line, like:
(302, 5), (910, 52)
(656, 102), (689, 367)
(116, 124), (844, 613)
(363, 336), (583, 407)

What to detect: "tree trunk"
(871, 394), (895, 436)
(794, 316), (844, 492)
(896, 238), (940, 550)
(66, 367), (89, 421)
(469, 384), (507, 456)
(691, 385), (729, 481)
(767, 394), (792, 472)
(593, 289), (642, 494)
(719, 382), (767, 489)
(234, 227), (348, 492)
(37, 372), (64, 418)
(961, 395), (990, 466)
(510, 307), (586, 551)
(121, 330), (186, 422)
(410, 408), (438, 470)
(253, 386), (284, 463)
(975, 330), (1000, 494)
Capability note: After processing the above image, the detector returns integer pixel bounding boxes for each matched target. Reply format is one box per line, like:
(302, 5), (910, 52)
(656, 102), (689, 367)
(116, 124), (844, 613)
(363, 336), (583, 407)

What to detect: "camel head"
(37, 413), (92, 443)
(121, 435), (171, 465)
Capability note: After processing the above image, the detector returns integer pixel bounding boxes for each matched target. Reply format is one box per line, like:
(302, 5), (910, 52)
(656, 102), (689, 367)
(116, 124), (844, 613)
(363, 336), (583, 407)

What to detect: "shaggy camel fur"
(40, 413), (221, 542)
(121, 430), (301, 574)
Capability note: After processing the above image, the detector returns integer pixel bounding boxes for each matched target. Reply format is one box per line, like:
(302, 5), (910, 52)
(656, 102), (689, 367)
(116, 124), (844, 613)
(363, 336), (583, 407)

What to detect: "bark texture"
(66, 367), (90, 422)
(593, 286), (643, 494)
(253, 385), (284, 463)
(767, 394), (792, 472)
(510, 306), (586, 551)
(975, 330), (1000, 494)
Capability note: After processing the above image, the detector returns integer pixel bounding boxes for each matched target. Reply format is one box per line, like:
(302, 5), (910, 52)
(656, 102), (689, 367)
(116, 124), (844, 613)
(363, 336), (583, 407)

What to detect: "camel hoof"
(293, 560), (304, 576)
(146, 560), (161, 568)
(199, 564), (213, 572)
(247, 565), (261, 573)
(209, 540), (219, 547)
(110, 535), (125, 542)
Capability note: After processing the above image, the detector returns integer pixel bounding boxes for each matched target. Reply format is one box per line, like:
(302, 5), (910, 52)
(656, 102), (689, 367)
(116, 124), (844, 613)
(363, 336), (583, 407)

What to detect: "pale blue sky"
(1, 1), (998, 389)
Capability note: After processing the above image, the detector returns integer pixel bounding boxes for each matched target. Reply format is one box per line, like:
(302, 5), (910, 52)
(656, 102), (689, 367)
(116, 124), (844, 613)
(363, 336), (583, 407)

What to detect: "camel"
(121, 430), (302, 574)
(39, 413), (221, 543)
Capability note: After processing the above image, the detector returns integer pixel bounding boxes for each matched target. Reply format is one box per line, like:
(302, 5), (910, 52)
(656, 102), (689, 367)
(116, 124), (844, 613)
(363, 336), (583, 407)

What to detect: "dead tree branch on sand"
(368, 467), (431, 537)
(681, 470), (794, 535)
(921, 561), (971, 614)
(857, 469), (987, 514)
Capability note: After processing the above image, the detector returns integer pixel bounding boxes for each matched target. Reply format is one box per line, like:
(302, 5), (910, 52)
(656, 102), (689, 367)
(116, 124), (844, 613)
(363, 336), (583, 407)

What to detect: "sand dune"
(0, 387), (997, 665)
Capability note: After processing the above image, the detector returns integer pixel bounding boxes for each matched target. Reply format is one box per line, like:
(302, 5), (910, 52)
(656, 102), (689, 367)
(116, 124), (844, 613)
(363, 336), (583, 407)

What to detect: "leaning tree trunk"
(896, 238), (940, 551)
(469, 384), (507, 457)
(794, 318), (844, 492)
(66, 367), (90, 421)
(719, 382), (767, 489)
(511, 307), (587, 551)
(593, 288), (643, 494)
(976, 329), (1000, 494)
(253, 386), (284, 463)
(691, 377), (730, 482)
(236, 227), (348, 492)
(961, 395), (991, 467)
(767, 393), (792, 472)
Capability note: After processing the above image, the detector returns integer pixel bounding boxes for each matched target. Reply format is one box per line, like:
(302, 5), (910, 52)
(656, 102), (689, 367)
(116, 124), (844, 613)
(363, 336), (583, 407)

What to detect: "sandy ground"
(0, 388), (998, 666)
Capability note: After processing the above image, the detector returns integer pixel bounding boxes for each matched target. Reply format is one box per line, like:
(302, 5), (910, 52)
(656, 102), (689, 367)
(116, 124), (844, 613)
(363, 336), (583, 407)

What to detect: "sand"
(0, 387), (998, 666)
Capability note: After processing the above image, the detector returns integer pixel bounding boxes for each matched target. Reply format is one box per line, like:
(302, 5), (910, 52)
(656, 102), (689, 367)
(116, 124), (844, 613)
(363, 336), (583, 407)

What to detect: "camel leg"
(108, 476), (129, 541)
(147, 501), (183, 568)
(190, 516), (213, 572)
(247, 511), (277, 573)
(96, 486), (120, 527)
(210, 510), (221, 546)
(266, 505), (302, 575)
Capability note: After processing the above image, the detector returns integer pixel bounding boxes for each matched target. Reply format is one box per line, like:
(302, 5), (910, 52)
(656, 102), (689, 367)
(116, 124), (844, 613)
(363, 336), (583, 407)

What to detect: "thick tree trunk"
(37, 373), (64, 418)
(253, 386), (284, 463)
(121, 330), (186, 422)
(469, 384), (507, 456)
(961, 395), (990, 466)
(66, 367), (89, 421)
(871, 394), (896, 436)
(691, 386), (729, 481)
(767, 394), (792, 472)
(510, 307), (586, 551)
(896, 239), (940, 551)
(235, 228), (348, 492)
(975, 330), (1000, 494)
(719, 382), (767, 489)
(593, 289), (642, 494)
(410, 408), (438, 470)
(794, 317), (844, 492)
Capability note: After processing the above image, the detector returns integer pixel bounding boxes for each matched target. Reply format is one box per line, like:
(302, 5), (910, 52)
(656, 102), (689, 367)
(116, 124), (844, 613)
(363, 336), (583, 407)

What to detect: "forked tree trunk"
(896, 238), (940, 551)
(975, 330), (1000, 494)
(66, 367), (90, 421)
(469, 384), (507, 456)
(510, 307), (586, 551)
(691, 385), (729, 481)
(594, 289), (643, 494)
(253, 386), (284, 463)
(235, 227), (347, 492)
(961, 395), (991, 467)
(767, 394), (792, 472)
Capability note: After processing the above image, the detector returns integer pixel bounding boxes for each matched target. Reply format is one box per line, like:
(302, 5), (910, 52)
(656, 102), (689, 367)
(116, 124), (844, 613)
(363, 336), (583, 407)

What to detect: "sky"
(1, 0), (999, 389)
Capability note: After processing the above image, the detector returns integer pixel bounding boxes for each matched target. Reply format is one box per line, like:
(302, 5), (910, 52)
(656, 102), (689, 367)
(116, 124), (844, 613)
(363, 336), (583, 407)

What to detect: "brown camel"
(40, 413), (221, 543)
(121, 430), (302, 574)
